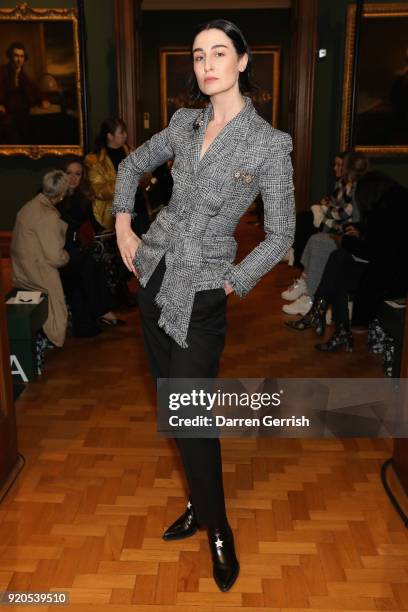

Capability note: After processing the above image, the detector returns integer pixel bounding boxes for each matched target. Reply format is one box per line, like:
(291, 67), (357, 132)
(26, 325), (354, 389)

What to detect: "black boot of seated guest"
(315, 323), (353, 352)
(208, 524), (240, 592)
(285, 297), (328, 336)
(162, 497), (198, 541)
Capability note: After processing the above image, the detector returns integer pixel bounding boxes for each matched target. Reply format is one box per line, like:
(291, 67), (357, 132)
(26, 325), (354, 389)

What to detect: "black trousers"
(137, 255), (229, 529)
(60, 247), (113, 336)
(315, 248), (367, 327)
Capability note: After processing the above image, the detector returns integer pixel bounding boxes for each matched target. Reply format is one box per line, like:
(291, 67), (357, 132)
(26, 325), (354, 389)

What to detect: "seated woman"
(11, 170), (70, 347)
(285, 172), (408, 352)
(281, 151), (369, 316)
(84, 117), (131, 230)
(58, 156), (104, 246)
(284, 150), (347, 267)
(57, 158), (125, 336)
(85, 120), (141, 306)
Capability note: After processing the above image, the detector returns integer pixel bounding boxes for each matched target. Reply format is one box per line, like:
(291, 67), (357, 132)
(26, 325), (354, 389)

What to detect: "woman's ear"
(238, 52), (249, 73)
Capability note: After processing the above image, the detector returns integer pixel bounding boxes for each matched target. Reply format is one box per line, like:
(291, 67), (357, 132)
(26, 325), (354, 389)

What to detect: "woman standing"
(112, 20), (295, 592)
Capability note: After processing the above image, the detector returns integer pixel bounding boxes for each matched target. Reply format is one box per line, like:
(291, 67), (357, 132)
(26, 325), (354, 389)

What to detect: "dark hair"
(6, 41), (28, 61)
(60, 156), (92, 201)
(335, 151), (349, 159)
(189, 19), (255, 102)
(342, 151), (369, 182)
(94, 117), (127, 152)
(355, 171), (397, 221)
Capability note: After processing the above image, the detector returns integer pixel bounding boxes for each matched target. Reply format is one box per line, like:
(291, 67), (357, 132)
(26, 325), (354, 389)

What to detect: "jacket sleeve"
(39, 217), (69, 268)
(88, 163), (116, 201)
(224, 132), (296, 297)
(112, 109), (182, 216)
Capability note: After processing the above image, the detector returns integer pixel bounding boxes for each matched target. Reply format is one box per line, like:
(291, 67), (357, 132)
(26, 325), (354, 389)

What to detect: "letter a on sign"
(10, 355), (28, 383)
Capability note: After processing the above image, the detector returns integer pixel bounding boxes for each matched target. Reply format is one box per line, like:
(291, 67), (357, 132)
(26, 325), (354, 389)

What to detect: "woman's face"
(107, 126), (127, 148)
(192, 28), (248, 99)
(334, 156), (343, 179)
(66, 162), (82, 191)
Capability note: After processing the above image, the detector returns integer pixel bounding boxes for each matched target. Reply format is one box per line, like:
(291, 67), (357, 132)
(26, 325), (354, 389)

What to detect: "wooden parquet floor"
(1, 214), (407, 611)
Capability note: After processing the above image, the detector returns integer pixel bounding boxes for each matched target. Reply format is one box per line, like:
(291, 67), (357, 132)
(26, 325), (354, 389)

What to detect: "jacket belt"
(154, 233), (237, 348)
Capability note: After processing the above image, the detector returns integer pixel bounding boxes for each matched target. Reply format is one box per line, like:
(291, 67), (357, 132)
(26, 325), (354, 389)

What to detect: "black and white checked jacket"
(112, 97), (295, 348)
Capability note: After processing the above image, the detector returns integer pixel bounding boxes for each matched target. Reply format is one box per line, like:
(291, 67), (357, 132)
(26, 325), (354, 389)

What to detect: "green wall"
(0, 0), (116, 231)
(1, 3), (406, 230)
(311, 0), (408, 203)
(141, 9), (292, 138)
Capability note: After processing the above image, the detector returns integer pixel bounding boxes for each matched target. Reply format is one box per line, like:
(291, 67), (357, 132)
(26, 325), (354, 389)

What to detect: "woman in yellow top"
(85, 118), (132, 230)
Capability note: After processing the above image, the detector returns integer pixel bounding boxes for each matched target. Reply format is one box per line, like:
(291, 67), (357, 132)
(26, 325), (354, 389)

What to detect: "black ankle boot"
(315, 323), (353, 352)
(208, 524), (240, 592)
(285, 297), (328, 336)
(162, 497), (198, 541)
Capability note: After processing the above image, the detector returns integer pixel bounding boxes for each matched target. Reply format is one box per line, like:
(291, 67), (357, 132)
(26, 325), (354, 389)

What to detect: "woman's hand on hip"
(223, 281), (234, 296)
(117, 231), (141, 277)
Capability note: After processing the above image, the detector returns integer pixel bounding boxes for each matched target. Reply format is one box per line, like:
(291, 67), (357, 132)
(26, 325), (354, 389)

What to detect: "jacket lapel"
(196, 97), (256, 174)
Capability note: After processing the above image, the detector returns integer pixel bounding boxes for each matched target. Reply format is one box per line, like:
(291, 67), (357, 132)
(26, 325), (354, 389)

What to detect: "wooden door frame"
(288, 0), (318, 212)
(113, 0), (142, 147)
(0, 261), (20, 495)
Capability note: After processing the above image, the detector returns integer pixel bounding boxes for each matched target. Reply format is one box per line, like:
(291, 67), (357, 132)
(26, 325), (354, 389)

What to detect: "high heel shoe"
(285, 297), (328, 336)
(315, 323), (353, 352)
(162, 497), (198, 541)
(207, 524), (240, 592)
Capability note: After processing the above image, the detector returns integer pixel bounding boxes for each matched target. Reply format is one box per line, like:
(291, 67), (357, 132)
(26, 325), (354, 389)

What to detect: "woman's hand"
(223, 281), (234, 296)
(117, 232), (141, 277)
(344, 225), (360, 238)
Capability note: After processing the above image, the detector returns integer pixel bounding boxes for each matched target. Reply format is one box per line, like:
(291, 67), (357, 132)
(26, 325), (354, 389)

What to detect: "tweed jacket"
(112, 97), (295, 348)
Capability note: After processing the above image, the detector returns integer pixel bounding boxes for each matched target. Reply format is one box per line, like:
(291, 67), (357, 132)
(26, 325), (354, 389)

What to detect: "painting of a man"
(0, 5), (85, 157)
(0, 42), (49, 144)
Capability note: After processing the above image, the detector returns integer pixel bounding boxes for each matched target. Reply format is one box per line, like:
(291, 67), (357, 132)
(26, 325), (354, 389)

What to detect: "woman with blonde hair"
(11, 170), (70, 346)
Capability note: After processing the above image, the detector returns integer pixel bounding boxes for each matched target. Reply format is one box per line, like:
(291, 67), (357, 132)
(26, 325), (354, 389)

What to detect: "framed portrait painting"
(159, 45), (280, 128)
(341, 3), (408, 155)
(0, 3), (87, 158)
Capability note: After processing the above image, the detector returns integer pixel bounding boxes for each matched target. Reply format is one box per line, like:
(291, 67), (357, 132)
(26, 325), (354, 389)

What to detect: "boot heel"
(314, 320), (326, 336)
(315, 325), (353, 353)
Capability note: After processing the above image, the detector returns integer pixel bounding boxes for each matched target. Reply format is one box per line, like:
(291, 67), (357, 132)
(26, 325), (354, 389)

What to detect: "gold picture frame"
(0, 2), (85, 159)
(160, 45), (281, 128)
(340, 2), (408, 155)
